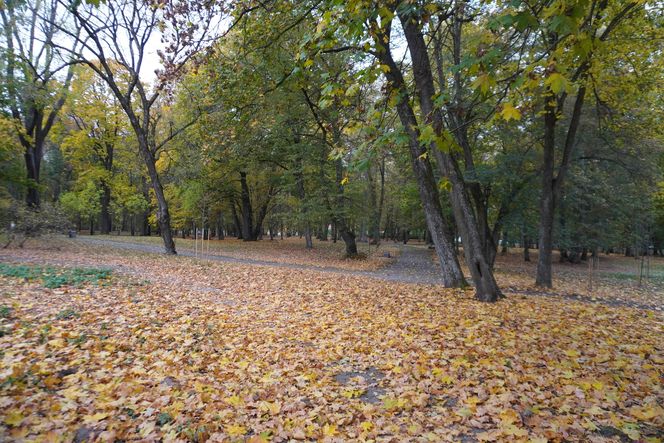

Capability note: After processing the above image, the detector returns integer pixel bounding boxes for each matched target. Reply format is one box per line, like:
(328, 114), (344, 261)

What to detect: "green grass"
(598, 271), (664, 286)
(0, 263), (111, 288)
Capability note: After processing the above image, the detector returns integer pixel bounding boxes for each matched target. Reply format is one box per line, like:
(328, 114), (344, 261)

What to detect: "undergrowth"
(0, 263), (111, 288)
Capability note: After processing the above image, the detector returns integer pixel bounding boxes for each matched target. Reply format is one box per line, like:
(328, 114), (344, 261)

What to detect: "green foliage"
(55, 309), (79, 320)
(0, 305), (12, 319)
(0, 264), (111, 289)
(60, 182), (102, 221)
(157, 412), (174, 426)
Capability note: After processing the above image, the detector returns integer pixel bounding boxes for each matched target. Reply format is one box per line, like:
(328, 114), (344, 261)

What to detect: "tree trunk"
(317, 223), (328, 241)
(522, 230), (530, 262)
(339, 227), (357, 256)
(433, 10), (501, 269)
(252, 196), (272, 241)
(140, 176), (150, 236)
(231, 200), (243, 239)
(294, 150), (313, 249)
(132, 125), (175, 253)
(239, 171), (256, 241)
(397, 13), (500, 298)
(536, 99), (556, 287)
(24, 142), (41, 208)
(100, 184), (112, 234)
(374, 26), (466, 288)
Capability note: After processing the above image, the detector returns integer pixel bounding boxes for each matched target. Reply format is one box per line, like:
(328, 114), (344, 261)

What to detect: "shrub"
(1, 200), (70, 248)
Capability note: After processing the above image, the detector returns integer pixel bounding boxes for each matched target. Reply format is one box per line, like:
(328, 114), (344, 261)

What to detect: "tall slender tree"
(0, 0), (80, 207)
(50, 0), (222, 253)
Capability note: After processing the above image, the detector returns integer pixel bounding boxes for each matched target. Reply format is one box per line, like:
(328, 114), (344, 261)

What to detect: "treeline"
(1, 1), (662, 301)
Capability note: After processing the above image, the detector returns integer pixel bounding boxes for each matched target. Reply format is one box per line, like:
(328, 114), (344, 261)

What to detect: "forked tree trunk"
(395, 13), (502, 298)
(374, 29), (466, 289)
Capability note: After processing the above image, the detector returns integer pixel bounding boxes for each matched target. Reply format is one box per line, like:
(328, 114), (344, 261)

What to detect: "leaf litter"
(0, 243), (662, 442)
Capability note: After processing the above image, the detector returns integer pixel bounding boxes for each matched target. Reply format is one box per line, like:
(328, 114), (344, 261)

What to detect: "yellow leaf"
(500, 103), (522, 121)
(83, 412), (108, 423)
(340, 176), (349, 186)
(237, 360), (249, 370)
(499, 408), (520, 424)
(440, 375), (454, 384)
(226, 424), (247, 437)
(622, 426), (640, 441)
(342, 388), (364, 399)
(502, 423), (528, 437)
(472, 73), (496, 95)
(629, 405), (663, 420)
(586, 406), (604, 416)
(583, 419), (598, 431)
(465, 396), (481, 406)
(259, 401), (281, 415)
(359, 421), (373, 432)
(456, 407), (473, 418)
(564, 349), (580, 358)
(322, 423), (337, 437)
(4, 409), (24, 427)
(47, 338), (65, 349)
(225, 395), (243, 407)
(382, 396), (406, 411)
(139, 421), (156, 438)
(545, 72), (567, 94)
(62, 386), (83, 400)
(43, 375), (62, 389)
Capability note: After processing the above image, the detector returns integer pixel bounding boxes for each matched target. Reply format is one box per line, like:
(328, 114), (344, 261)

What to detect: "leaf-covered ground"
(76, 235), (399, 272)
(0, 241), (662, 442)
(491, 251), (664, 310)
(430, 248), (664, 310)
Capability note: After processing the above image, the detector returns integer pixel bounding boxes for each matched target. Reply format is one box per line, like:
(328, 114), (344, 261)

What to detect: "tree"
(52, 0), (221, 253)
(496, 1), (654, 287)
(61, 66), (130, 234)
(306, 1), (514, 299)
(0, 0), (79, 207)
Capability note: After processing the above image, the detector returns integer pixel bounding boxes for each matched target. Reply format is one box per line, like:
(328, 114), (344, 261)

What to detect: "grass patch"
(0, 263), (111, 288)
(604, 271), (664, 283)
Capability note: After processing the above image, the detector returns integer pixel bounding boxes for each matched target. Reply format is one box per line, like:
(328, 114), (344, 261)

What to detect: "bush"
(1, 200), (69, 248)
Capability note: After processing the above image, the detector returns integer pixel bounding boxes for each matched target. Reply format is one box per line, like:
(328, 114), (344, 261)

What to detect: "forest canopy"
(1, 0), (663, 300)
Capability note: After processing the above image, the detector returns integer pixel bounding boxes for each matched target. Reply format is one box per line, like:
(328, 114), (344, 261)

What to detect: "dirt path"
(3, 237), (661, 311)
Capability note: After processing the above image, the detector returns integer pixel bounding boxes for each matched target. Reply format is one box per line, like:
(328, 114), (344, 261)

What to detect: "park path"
(71, 236), (441, 283)
(2, 236), (660, 311)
